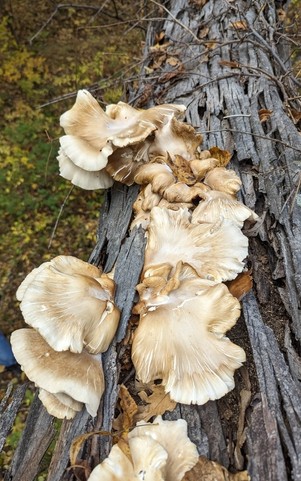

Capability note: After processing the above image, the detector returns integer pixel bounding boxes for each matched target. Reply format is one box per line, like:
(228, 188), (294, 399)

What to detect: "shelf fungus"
(16, 255), (120, 354)
(11, 329), (105, 419)
(87, 416), (198, 481)
(132, 262), (245, 404)
(143, 206), (249, 283)
(58, 89), (186, 190)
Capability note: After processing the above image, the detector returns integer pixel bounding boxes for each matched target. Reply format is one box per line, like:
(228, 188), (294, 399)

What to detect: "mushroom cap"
(144, 207), (249, 283)
(132, 267), (245, 404)
(134, 163), (175, 194)
(17, 256), (120, 353)
(105, 140), (151, 185)
(190, 158), (218, 180)
(38, 389), (83, 420)
(129, 416), (199, 481)
(191, 189), (259, 228)
(61, 90), (186, 151)
(57, 148), (113, 190)
(163, 182), (205, 203)
(59, 135), (113, 171)
(204, 167), (242, 195)
(87, 437), (167, 481)
(149, 116), (202, 161)
(11, 329), (104, 417)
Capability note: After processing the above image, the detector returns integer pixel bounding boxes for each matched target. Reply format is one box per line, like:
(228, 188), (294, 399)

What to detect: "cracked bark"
(2, 1), (301, 480)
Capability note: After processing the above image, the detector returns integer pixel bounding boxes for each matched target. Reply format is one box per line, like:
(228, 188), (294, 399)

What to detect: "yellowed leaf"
(258, 108), (273, 122)
(182, 456), (250, 480)
(209, 146), (232, 166)
(69, 430), (112, 467)
(219, 60), (240, 69)
(119, 384), (139, 432)
(166, 56), (179, 66)
(135, 383), (177, 422)
(230, 21), (248, 31)
(226, 271), (253, 301)
(198, 26), (209, 39)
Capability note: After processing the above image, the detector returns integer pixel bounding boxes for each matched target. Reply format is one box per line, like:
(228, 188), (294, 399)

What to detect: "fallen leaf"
(209, 146), (232, 166)
(166, 154), (196, 185)
(277, 8), (286, 22)
(234, 388), (252, 470)
(158, 64), (185, 83)
(190, 0), (208, 6)
(119, 384), (139, 432)
(226, 271), (253, 300)
(182, 456), (250, 480)
(204, 41), (217, 50)
(166, 56), (179, 66)
(155, 31), (165, 44)
(219, 60), (240, 69)
(198, 26), (209, 39)
(289, 108), (301, 124)
(70, 430), (112, 467)
(258, 108), (273, 122)
(230, 21), (248, 31)
(135, 383), (177, 422)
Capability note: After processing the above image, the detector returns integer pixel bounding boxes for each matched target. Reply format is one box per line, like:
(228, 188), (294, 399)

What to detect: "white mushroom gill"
(11, 329), (104, 418)
(17, 255), (120, 354)
(132, 264), (245, 405)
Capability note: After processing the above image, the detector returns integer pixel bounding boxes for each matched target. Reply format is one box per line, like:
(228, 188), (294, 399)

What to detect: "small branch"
(198, 128), (301, 154)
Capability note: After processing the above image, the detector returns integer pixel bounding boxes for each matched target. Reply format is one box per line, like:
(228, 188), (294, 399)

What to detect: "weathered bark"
(2, 1), (301, 480)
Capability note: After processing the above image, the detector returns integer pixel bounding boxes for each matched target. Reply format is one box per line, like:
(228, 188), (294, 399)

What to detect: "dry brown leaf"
(69, 430), (112, 467)
(135, 383), (177, 422)
(190, 0), (208, 6)
(220, 60), (240, 69)
(209, 146), (232, 166)
(158, 64), (185, 83)
(277, 8), (286, 22)
(230, 21), (248, 31)
(258, 108), (273, 122)
(149, 41), (171, 53)
(204, 41), (217, 50)
(167, 56), (179, 67)
(290, 108), (301, 124)
(182, 456), (250, 480)
(198, 26), (209, 38)
(0, 365), (5, 373)
(234, 388), (252, 470)
(119, 384), (139, 432)
(226, 271), (253, 300)
(155, 31), (165, 44)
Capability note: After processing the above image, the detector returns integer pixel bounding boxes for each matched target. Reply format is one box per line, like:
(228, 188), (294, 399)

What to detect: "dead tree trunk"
(2, 1), (301, 480)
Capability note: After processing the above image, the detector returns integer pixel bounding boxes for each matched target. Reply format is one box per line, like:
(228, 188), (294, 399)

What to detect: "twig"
(198, 128), (301, 154)
(48, 186), (74, 249)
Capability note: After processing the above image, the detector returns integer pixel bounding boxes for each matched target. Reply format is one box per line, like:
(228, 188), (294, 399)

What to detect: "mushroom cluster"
(56, 91), (258, 407)
(11, 256), (120, 419)
(87, 416), (199, 481)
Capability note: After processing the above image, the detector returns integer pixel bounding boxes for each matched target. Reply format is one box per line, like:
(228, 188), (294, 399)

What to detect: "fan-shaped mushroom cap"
(132, 265), (245, 404)
(129, 416), (199, 481)
(61, 90), (185, 150)
(11, 329), (104, 417)
(57, 148), (114, 190)
(134, 163), (175, 194)
(144, 207), (248, 282)
(163, 182), (205, 203)
(190, 157), (218, 180)
(149, 116), (202, 161)
(38, 389), (83, 420)
(88, 437), (167, 481)
(191, 189), (258, 228)
(105, 141), (151, 185)
(204, 167), (242, 195)
(17, 256), (120, 354)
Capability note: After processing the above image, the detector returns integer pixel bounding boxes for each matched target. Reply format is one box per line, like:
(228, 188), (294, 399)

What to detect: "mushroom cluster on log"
(2, 1), (301, 481)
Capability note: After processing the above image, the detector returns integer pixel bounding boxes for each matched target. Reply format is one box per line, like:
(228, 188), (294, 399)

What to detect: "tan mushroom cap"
(149, 116), (202, 161)
(190, 157), (218, 180)
(134, 163), (175, 194)
(17, 256), (120, 354)
(204, 167), (242, 195)
(11, 329), (104, 417)
(129, 416), (199, 481)
(57, 148), (114, 190)
(132, 266), (245, 404)
(105, 141), (151, 185)
(59, 135), (114, 171)
(61, 90), (186, 150)
(38, 389), (83, 420)
(163, 182), (205, 203)
(191, 189), (258, 228)
(144, 207), (249, 283)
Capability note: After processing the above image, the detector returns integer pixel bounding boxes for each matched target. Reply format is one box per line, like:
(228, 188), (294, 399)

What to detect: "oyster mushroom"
(132, 263), (245, 404)
(204, 167), (242, 195)
(11, 329), (104, 418)
(144, 207), (249, 283)
(17, 255), (120, 354)
(88, 416), (198, 481)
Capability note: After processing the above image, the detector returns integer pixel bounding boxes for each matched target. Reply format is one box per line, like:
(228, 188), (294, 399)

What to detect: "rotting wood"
(2, 0), (301, 480)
